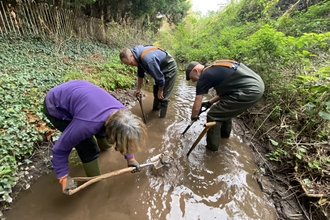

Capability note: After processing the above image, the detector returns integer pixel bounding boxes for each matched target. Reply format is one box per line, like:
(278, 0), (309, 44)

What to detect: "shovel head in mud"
(67, 151), (172, 195)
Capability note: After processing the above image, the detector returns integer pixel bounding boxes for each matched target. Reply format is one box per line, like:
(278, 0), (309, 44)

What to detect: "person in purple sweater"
(43, 80), (147, 194)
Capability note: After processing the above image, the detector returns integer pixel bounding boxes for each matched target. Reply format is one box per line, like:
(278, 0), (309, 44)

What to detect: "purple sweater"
(45, 80), (126, 178)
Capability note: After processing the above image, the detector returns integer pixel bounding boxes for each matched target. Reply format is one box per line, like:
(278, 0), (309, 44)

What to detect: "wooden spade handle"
(186, 122), (216, 157)
(68, 167), (134, 195)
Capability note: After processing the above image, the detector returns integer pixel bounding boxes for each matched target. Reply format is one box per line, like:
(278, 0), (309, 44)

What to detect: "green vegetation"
(0, 36), (135, 204)
(155, 0), (329, 217)
(1, 0), (329, 218)
(32, 0), (190, 27)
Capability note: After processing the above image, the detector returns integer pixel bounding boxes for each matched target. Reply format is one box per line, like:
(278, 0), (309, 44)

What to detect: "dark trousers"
(152, 74), (176, 109)
(43, 100), (100, 163)
(152, 55), (177, 118)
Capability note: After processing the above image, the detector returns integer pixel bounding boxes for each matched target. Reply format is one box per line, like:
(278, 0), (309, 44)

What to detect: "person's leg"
(152, 85), (160, 111)
(75, 137), (101, 177)
(160, 74), (176, 118)
(94, 134), (112, 151)
(206, 91), (262, 151)
(206, 116), (222, 151)
(43, 99), (70, 132)
(221, 119), (232, 138)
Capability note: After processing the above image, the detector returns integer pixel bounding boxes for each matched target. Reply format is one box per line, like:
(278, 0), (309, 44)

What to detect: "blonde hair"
(105, 109), (147, 155)
(119, 48), (131, 60)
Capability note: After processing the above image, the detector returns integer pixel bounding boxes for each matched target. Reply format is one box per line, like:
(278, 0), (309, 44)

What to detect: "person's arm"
(51, 127), (78, 195)
(147, 61), (165, 84)
(52, 120), (101, 193)
(209, 95), (220, 104)
(146, 61), (166, 99)
(134, 77), (144, 97)
(124, 153), (140, 173)
(191, 94), (203, 119)
(157, 86), (164, 99)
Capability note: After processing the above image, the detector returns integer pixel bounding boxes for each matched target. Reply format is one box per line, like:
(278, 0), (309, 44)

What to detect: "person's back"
(186, 60), (264, 151)
(45, 80), (125, 122)
(120, 45), (177, 118)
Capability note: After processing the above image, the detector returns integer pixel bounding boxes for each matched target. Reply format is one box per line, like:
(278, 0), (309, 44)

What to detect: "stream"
(4, 74), (277, 220)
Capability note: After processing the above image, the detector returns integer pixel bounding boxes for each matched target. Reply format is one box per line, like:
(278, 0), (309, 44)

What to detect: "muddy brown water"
(4, 75), (277, 220)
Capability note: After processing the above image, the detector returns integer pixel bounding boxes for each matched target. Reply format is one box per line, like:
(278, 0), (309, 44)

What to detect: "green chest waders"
(141, 47), (177, 118)
(203, 60), (264, 151)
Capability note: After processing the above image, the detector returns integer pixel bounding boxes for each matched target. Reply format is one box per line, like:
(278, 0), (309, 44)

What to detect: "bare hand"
(157, 90), (164, 99)
(134, 90), (141, 98)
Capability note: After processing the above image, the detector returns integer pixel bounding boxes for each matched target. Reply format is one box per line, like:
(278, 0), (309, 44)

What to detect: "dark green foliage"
(48, 0), (191, 27)
(277, 1), (330, 36)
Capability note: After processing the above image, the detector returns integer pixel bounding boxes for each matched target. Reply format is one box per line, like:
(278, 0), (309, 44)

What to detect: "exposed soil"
(0, 89), (312, 220)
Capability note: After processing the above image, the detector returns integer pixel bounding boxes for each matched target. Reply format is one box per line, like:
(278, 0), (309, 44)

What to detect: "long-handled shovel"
(68, 151), (171, 195)
(137, 93), (147, 124)
(186, 122), (216, 157)
(181, 106), (209, 136)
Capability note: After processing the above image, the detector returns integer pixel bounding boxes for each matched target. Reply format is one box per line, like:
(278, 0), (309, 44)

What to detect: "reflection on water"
(139, 75), (277, 220)
(4, 74), (277, 220)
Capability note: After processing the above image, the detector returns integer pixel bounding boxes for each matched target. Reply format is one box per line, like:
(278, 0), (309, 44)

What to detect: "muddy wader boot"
(159, 101), (168, 118)
(152, 85), (160, 111)
(206, 116), (222, 151)
(153, 98), (160, 111)
(82, 158), (101, 177)
(221, 119), (232, 138)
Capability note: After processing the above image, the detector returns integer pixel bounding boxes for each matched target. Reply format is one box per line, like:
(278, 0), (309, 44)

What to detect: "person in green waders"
(185, 60), (264, 151)
(119, 45), (177, 118)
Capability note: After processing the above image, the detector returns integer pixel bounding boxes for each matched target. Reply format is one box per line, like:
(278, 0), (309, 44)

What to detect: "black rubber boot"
(152, 98), (160, 111)
(159, 102), (168, 118)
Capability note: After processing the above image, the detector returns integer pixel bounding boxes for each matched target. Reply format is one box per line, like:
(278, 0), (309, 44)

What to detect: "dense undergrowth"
(155, 0), (330, 218)
(0, 35), (136, 206)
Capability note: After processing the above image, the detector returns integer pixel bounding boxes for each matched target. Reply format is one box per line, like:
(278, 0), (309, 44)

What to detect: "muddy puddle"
(4, 74), (277, 220)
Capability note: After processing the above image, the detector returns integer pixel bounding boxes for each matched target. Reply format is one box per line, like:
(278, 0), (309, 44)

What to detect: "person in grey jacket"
(120, 45), (177, 118)
(186, 60), (264, 151)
